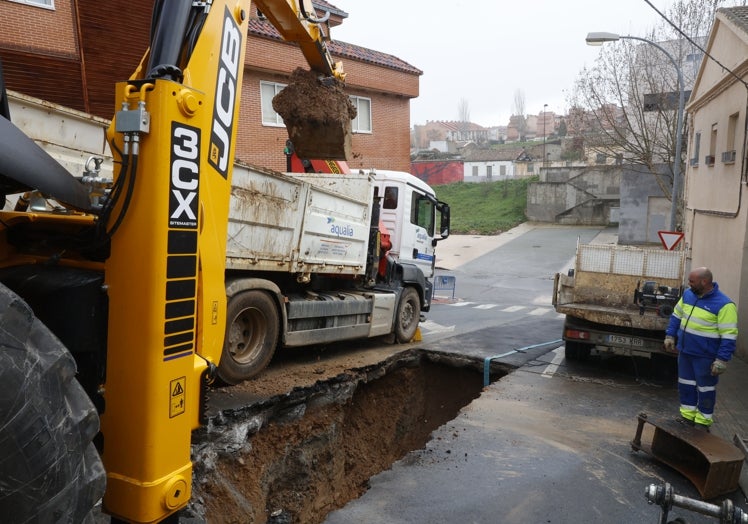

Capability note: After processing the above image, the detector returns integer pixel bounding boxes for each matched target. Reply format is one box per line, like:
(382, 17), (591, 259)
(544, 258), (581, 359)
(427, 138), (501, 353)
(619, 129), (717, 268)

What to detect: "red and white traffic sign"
(658, 230), (684, 251)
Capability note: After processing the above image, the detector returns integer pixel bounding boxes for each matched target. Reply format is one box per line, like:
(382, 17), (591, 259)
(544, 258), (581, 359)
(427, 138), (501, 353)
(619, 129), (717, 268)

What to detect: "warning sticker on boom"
(170, 377), (186, 418)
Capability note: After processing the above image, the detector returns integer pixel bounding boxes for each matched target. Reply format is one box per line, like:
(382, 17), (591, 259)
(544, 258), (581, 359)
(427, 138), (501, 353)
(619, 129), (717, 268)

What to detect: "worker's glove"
(711, 359), (728, 376)
(663, 336), (676, 353)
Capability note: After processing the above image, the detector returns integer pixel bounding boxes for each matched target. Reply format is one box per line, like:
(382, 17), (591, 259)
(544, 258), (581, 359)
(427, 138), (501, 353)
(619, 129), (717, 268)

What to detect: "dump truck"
(553, 241), (687, 360)
(221, 162), (449, 383)
(0, 1), (451, 522)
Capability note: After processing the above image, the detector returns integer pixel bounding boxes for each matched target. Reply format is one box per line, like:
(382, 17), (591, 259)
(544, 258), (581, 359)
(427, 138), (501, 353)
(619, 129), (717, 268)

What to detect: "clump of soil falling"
(272, 68), (356, 160)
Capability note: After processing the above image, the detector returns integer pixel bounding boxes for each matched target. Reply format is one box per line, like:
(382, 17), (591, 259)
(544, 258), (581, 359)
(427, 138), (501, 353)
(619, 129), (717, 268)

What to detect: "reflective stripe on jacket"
(666, 282), (738, 361)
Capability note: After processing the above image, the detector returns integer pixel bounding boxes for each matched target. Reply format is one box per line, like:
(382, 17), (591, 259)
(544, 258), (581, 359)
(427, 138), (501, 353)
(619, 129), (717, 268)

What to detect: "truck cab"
(373, 170), (450, 279)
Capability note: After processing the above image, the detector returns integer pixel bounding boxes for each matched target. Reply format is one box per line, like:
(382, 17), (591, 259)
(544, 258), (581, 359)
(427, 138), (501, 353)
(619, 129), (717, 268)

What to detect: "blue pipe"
(483, 339), (562, 386)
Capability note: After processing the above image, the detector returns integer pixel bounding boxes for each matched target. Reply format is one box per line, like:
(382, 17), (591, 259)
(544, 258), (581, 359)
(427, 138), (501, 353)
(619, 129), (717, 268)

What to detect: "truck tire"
(0, 283), (105, 522)
(394, 287), (420, 343)
(218, 290), (279, 385)
(564, 340), (592, 361)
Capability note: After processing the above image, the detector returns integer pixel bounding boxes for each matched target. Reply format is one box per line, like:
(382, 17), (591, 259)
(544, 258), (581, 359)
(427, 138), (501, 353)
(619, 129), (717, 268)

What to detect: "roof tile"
(247, 18), (421, 75)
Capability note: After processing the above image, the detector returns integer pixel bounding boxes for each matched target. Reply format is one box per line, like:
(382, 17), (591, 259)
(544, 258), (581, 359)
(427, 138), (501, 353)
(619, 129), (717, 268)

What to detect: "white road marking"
(447, 302), (475, 307)
(501, 305), (525, 312)
(419, 320), (456, 334)
(529, 307), (552, 316)
(541, 347), (565, 378)
(474, 304), (499, 310)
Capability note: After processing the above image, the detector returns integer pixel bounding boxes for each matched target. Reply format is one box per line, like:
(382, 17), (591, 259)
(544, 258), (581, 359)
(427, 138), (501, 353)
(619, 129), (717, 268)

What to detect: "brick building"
(412, 121), (490, 150)
(0, 0), (420, 172)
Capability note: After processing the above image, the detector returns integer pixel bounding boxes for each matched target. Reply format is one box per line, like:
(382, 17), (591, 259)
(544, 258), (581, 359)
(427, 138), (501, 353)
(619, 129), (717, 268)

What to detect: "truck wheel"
(395, 287), (421, 343)
(565, 340), (591, 361)
(218, 290), (279, 385)
(0, 283), (106, 521)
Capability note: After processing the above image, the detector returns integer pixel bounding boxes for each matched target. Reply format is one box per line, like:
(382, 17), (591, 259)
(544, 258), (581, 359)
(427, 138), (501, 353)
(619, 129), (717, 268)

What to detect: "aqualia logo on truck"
(327, 217), (354, 237)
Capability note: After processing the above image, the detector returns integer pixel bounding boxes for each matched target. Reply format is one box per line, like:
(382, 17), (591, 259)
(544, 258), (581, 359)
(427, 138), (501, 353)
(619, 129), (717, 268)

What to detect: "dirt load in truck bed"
(273, 68), (356, 160)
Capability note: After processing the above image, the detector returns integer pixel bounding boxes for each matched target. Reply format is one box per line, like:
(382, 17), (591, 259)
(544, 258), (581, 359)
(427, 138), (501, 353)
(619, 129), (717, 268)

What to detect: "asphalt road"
(324, 224), (745, 524)
(421, 224), (604, 346)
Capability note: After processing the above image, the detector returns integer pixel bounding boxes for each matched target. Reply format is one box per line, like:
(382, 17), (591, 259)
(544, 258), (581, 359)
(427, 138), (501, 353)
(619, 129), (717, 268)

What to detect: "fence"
(433, 275), (456, 299)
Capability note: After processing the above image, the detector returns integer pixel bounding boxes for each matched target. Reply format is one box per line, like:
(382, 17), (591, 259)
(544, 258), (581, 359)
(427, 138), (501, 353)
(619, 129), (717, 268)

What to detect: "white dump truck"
(553, 242), (686, 360)
(7, 89), (451, 385)
(222, 163), (450, 383)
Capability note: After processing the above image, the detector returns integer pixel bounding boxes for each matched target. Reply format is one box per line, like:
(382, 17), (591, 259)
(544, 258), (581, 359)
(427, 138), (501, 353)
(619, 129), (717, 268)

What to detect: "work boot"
(676, 416), (695, 427)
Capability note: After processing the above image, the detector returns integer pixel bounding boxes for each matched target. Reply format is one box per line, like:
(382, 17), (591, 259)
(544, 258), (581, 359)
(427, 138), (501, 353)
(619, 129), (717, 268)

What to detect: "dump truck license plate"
(607, 334), (644, 347)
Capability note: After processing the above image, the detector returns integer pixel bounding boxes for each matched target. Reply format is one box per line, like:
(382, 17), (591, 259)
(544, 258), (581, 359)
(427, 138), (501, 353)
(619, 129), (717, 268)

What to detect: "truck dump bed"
(226, 163), (374, 277)
(554, 243), (686, 331)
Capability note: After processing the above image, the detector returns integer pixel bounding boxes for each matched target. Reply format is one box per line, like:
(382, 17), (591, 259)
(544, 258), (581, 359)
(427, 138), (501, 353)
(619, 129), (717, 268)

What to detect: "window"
(707, 123), (717, 165)
(383, 187), (398, 209)
(528, 163), (534, 173)
(260, 81), (286, 126)
(595, 153), (607, 164)
(350, 96), (372, 133)
(690, 131), (701, 167)
(8, 0), (53, 7)
(472, 166), (478, 177)
(486, 165), (492, 178)
(725, 112), (739, 164)
(410, 193), (435, 236)
(500, 165), (506, 176)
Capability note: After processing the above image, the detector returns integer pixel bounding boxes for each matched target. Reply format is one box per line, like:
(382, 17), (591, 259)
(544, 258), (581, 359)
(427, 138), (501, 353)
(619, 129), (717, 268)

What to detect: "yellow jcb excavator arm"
(101, 1), (347, 522)
(254, 0), (345, 81)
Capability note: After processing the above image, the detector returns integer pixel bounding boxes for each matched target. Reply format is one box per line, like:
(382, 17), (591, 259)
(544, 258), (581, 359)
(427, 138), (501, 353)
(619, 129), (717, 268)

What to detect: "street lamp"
(543, 103), (548, 170)
(585, 32), (684, 231)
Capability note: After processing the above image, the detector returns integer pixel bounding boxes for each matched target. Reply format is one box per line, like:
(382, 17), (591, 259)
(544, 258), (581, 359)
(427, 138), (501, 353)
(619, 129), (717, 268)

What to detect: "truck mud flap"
(631, 412), (744, 499)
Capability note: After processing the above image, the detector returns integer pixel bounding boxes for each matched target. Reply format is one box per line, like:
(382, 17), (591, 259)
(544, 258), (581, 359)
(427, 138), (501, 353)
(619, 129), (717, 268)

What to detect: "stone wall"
(526, 166), (620, 225)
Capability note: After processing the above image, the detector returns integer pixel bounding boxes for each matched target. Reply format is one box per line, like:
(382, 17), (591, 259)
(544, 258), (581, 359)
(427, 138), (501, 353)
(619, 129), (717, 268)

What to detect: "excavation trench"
(188, 349), (510, 523)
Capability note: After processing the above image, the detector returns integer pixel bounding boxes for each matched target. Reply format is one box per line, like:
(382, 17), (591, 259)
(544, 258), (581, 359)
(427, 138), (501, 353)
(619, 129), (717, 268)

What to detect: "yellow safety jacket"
(666, 282), (738, 361)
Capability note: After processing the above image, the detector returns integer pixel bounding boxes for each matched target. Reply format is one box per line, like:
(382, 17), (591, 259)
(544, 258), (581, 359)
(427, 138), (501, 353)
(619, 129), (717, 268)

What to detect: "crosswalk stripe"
(474, 304), (498, 310)
(529, 307), (552, 316)
(447, 302), (475, 307)
(501, 306), (525, 312)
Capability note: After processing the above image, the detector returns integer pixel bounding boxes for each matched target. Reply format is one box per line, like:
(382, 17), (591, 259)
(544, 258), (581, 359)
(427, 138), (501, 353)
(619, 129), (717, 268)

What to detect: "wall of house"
(1, 0), (77, 55)
(684, 14), (748, 358)
(0, 0), (87, 112)
(239, 35), (417, 173)
(462, 161), (515, 182)
(236, 70), (413, 173)
(411, 161), (463, 185)
(685, 82), (748, 357)
(618, 164), (673, 245)
(2, 8), (418, 174)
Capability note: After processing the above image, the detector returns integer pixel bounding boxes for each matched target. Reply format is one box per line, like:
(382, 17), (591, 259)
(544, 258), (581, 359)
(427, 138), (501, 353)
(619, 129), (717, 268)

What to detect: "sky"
(331, 0), (673, 128)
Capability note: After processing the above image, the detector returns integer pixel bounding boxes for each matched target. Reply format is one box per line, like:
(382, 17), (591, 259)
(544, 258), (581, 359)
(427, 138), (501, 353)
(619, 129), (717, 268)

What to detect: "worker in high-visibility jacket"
(664, 267), (738, 430)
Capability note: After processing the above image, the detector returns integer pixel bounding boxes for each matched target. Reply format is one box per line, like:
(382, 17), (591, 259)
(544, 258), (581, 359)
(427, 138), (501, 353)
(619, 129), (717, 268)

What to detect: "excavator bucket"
(631, 413), (744, 499)
(273, 68), (355, 160)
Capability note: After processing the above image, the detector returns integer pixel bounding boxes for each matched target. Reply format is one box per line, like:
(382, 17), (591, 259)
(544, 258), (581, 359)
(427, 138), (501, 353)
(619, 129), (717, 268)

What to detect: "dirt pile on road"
(272, 68), (356, 161)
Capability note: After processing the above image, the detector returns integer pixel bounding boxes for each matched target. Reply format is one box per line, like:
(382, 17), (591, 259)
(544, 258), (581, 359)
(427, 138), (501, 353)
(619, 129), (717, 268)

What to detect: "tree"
(567, 0), (727, 199)
(457, 98), (471, 141)
(512, 90), (527, 141)
(457, 98), (471, 123)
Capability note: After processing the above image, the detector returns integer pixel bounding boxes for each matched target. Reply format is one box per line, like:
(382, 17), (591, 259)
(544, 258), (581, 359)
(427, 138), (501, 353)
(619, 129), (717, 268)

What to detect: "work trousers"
(677, 352), (719, 426)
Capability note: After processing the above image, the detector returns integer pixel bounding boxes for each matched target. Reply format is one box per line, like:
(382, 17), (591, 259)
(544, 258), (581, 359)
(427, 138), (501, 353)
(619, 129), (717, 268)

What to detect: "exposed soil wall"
(188, 352), (495, 523)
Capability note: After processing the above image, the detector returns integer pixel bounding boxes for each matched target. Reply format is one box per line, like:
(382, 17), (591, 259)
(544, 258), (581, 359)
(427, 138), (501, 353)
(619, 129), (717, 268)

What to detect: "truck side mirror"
(437, 203), (450, 241)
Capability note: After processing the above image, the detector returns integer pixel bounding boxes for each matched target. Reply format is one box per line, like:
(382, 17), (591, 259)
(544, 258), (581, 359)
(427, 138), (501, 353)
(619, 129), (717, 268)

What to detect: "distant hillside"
(431, 177), (536, 235)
